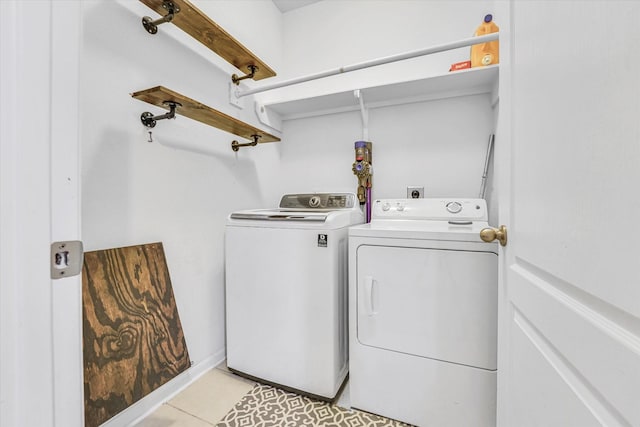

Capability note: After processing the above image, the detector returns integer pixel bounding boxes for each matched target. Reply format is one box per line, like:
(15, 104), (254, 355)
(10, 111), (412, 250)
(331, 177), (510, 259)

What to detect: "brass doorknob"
(480, 225), (508, 246)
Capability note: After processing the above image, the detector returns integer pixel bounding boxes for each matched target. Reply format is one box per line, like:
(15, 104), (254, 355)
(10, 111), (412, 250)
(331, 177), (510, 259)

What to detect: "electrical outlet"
(407, 186), (424, 199)
(228, 82), (244, 109)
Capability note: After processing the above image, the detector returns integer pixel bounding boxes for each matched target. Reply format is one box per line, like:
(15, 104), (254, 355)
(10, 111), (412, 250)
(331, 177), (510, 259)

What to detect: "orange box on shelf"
(449, 60), (472, 72)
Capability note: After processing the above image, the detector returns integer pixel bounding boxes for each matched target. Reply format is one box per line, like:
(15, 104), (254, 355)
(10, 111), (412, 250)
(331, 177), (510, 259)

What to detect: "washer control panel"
(372, 198), (488, 222)
(279, 193), (357, 210)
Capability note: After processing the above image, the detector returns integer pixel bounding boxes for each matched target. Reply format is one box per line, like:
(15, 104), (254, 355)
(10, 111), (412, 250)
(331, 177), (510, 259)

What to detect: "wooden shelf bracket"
(142, 0), (180, 34)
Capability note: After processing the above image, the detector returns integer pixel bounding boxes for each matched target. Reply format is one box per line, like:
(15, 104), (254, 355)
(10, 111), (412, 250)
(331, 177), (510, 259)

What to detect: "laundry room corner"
(79, 0), (284, 424)
(80, 0), (502, 424)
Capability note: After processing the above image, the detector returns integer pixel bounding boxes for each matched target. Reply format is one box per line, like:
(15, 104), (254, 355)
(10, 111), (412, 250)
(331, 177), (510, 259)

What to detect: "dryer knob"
(382, 202), (391, 211)
(446, 201), (463, 214)
(396, 203), (405, 211)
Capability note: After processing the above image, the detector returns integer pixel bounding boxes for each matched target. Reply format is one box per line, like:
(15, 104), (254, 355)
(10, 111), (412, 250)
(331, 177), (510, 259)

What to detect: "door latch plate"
(51, 240), (84, 279)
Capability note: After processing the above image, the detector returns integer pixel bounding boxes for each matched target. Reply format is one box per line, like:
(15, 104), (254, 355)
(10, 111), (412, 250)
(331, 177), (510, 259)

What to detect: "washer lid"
(228, 207), (364, 229)
(230, 209), (328, 222)
(227, 192), (363, 227)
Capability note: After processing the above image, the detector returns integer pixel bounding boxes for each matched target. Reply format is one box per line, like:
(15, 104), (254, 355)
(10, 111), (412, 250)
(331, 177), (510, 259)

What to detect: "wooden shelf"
(139, 0), (276, 81)
(256, 65), (498, 130)
(131, 86), (281, 143)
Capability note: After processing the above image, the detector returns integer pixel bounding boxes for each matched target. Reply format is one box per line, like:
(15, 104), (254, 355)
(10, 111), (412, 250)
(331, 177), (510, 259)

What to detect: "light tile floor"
(134, 361), (352, 426)
(134, 363), (255, 426)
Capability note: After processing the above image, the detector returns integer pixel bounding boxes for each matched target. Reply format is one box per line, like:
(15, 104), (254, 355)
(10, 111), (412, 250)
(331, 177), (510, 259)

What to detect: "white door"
(497, 2), (640, 426)
(0, 1), (83, 426)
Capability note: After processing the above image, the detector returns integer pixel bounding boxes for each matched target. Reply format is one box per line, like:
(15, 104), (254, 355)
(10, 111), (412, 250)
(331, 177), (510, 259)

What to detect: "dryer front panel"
(356, 244), (498, 370)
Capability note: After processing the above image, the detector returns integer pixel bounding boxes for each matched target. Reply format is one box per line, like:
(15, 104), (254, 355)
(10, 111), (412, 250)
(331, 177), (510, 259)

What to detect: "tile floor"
(134, 361), (352, 426)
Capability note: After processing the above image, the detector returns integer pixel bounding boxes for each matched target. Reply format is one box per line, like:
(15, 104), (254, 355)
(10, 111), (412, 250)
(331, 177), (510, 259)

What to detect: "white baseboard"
(99, 348), (226, 427)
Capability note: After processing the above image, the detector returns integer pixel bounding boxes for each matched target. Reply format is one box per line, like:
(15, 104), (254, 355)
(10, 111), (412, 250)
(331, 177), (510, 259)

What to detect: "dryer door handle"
(364, 276), (378, 316)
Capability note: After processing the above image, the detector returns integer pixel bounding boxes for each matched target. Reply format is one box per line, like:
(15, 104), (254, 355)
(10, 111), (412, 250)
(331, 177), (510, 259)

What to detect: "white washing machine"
(348, 198), (498, 427)
(225, 193), (363, 400)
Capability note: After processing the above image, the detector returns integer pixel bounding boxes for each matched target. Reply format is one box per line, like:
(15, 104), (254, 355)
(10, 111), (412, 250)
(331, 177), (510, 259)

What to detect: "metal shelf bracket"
(232, 65), (259, 85)
(231, 134), (261, 152)
(140, 101), (181, 128)
(142, 0), (180, 34)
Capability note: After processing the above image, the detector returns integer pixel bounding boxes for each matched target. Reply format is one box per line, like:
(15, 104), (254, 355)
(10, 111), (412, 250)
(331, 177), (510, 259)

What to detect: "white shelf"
(256, 65), (498, 130)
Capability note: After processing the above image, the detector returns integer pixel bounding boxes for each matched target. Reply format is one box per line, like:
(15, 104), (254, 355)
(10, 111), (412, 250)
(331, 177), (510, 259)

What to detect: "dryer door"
(356, 245), (498, 370)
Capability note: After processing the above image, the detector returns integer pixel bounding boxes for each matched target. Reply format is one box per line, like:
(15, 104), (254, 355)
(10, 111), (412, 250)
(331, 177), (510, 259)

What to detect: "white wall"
(254, 0), (499, 223)
(283, 0), (495, 78)
(80, 0), (282, 423)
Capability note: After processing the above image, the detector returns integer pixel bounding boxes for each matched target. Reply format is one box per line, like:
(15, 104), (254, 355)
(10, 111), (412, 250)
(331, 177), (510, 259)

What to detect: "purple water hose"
(366, 187), (372, 223)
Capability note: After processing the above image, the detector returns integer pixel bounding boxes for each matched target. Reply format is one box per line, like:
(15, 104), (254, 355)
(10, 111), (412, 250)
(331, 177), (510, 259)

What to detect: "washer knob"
(446, 201), (463, 214)
(309, 196), (321, 208)
(396, 203), (405, 211)
(382, 202), (391, 211)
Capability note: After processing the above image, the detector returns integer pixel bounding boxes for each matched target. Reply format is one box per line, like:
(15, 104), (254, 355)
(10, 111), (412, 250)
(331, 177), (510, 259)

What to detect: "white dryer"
(348, 198), (498, 427)
(225, 193), (363, 400)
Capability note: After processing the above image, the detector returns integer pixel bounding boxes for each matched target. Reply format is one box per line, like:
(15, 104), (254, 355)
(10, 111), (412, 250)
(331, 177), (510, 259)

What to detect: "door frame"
(494, 1), (513, 425)
(0, 1), (83, 426)
(51, 1), (84, 426)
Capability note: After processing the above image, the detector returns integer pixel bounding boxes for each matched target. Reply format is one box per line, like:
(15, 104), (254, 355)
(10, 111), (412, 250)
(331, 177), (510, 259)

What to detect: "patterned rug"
(215, 383), (412, 427)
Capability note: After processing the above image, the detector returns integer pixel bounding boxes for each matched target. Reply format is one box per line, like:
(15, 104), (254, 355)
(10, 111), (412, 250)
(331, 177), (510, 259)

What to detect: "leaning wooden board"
(82, 242), (190, 427)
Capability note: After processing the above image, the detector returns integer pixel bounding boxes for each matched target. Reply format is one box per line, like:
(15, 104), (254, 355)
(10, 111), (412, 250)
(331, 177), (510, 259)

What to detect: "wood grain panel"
(139, 0), (276, 80)
(131, 86), (281, 143)
(82, 242), (190, 427)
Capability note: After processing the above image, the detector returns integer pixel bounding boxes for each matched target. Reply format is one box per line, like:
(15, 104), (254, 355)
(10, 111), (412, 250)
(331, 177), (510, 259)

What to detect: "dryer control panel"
(372, 198), (488, 222)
